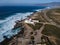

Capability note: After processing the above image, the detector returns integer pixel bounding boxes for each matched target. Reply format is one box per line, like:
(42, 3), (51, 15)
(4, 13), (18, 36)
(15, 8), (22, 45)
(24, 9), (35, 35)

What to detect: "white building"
(24, 18), (39, 24)
(24, 19), (34, 24)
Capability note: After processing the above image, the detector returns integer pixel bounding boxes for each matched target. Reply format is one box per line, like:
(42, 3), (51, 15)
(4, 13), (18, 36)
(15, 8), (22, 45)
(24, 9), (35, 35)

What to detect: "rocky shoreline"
(0, 10), (38, 45)
(1, 7), (60, 45)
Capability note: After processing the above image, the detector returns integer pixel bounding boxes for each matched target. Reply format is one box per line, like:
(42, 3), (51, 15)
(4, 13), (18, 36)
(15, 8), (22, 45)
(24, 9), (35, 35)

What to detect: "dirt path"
(43, 10), (56, 24)
(9, 9), (60, 45)
(42, 10), (60, 28)
(23, 23), (34, 39)
(34, 24), (45, 43)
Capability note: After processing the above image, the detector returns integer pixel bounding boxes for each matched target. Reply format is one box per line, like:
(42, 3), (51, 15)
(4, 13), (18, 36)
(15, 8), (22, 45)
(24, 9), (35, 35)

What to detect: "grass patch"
(46, 8), (60, 25)
(27, 23), (43, 30)
(55, 8), (60, 13)
(35, 23), (43, 30)
(32, 12), (48, 22)
(27, 23), (35, 30)
(42, 24), (60, 38)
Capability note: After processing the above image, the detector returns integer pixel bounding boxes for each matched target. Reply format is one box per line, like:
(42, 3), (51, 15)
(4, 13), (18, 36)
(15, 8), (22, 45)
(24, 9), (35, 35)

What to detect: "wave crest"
(0, 12), (33, 42)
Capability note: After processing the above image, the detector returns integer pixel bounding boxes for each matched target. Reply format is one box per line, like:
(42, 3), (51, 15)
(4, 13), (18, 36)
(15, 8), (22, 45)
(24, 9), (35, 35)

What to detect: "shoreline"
(0, 6), (60, 45)
(0, 9), (39, 44)
(0, 6), (56, 43)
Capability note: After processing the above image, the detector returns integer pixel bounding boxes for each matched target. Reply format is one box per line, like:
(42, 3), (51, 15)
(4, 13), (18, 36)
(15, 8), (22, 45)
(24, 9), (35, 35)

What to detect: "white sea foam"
(35, 9), (43, 12)
(0, 12), (33, 42)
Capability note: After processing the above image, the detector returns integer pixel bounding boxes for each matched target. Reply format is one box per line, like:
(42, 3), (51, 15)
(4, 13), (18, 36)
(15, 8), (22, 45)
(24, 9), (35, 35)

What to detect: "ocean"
(0, 6), (46, 42)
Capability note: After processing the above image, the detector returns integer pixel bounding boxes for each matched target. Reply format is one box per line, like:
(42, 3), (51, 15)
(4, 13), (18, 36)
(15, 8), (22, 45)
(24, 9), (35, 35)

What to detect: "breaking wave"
(0, 12), (33, 42)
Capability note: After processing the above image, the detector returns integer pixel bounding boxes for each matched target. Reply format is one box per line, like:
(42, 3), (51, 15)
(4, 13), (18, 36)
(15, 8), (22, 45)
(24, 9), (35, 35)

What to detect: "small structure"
(32, 20), (39, 23)
(24, 18), (39, 24)
(24, 18), (34, 24)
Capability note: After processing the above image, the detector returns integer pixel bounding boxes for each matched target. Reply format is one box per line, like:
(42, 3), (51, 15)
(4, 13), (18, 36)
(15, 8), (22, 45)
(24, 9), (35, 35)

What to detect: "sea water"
(0, 6), (46, 42)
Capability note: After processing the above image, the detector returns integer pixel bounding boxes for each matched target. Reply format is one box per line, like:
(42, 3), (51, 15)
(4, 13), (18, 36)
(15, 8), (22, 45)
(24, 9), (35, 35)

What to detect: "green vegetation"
(33, 17), (45, 22)
(33, 12), (48, 22)
(42, 24), (60, 38)
(54, 8), (60, 13)
(35, 23), (43, 30)
(27, 23), (35, 30)
(46, 8), (60, 25)
(27, 23), (43, 30)
(47, 8), (60, 13)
